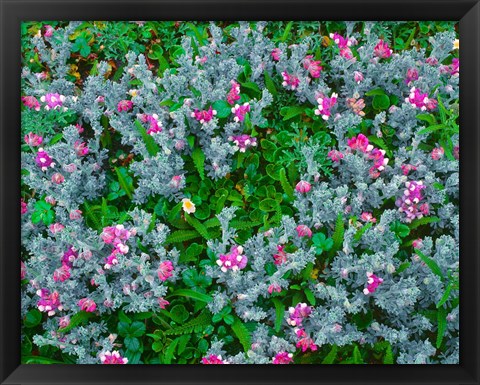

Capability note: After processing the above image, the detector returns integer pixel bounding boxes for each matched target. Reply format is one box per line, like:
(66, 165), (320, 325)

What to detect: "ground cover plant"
(21, 20), (459, 364)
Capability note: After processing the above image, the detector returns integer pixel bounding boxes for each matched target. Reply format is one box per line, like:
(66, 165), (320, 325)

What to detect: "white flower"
(182, 198), (196, 214)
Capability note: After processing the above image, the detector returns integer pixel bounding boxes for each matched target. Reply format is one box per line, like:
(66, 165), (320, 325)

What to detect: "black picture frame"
(1, 1), (479, 384)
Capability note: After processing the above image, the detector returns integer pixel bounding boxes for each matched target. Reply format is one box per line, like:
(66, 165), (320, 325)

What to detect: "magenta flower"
(138, 113), (162, 134)
(281, 71), (300, 90)
(53, 264), (71, 282)
(61, 246), (78, 267)
(271, 48), (282, 61)
(24, 132), (43, 146)
(363, 272), (384, 295)
(21, 96), (41, 111)
(450, 58), (459, 77)
(43, 25), (54, 37)
(374, 39), (393, 59)
(78, 298), (97, 312)
(51, 172), (65, 184)
(229, 134), (257, 153)
(58, 316), (70, 329)
(216, 245), (248, 272)
(157, 260), (174, 281)
(35, 148), (55, 171)
(227, 80), (241, 105)
(117, 100), (133, 112)
(69, 209), (82, 220)
(21, 199), (28, 215)
(405, 87), (437, 111)
(100, 351), (128, 364)
(401, 164), (417, 175)
(191, 107), (217, 124)
(287, 303), (312, 327)
(158, 297), (170, 309)
(201, 354), (226, 364)
(231, 102), (251, 122)
(294, 328), (318, 352)
(412, 238), (423, 249)
(426, 56), (438, 66)
(268, 283), (282, 294)
(273, 245), (288, 265)
(330, 32), (354, 49)
(100, 224), (133, 251)
(354, 71), (364, 84)
(360, 212), (376, 223)
(273, 351), (294, 364)
(295, 180), (311, 193)
(405, 68), (419, 85)
(303, 55), (322, 78)
(396, 181), (428, 222)
(296, 225), (312, 238)
(431, 147), (445, 160)
(21, 261), (27, 280)
(368, 148), (389, 171)
(104, 249), (121, 270)
(347, 134), (373, 153)
(328, 149), (344, 163)
(49, 223), (65, 234)
(454, 145), (459, 160)
(75, 124), (84, 134)
(74, 141), (89, 156)
(37, 289), (63, 316)
(314, 93), (338, 120)
(169, 175), (184, 189)
(40, 93), (65, 110)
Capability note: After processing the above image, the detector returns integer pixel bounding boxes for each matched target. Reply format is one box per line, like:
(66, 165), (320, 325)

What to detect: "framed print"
(1, 0), (479, 384)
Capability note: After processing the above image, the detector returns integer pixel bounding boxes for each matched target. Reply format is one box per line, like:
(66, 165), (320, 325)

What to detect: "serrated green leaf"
(164, 230), (200, 245)
(231, 316), (251, 352)
(279, 168), (294, 200)
(164, 310), (212, 336)
(192, 148), (205, 180)
(185, 213), (210, 240)
(322, 345), (338, 364)
(383, 344), (394, 364)
(163, 337), (180, 364)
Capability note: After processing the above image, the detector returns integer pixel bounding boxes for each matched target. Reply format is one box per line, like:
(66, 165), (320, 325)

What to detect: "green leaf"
(271, 298), (284, 333)
(414, 249), (444, 278)
(170, 305), (189, 324)
(168, 289), (213, 303)
(304, 288), (316, 306)
(279, 168), (294, 200)
(416, 113), (437, 125)
(124, 336), (140, 352)
(49, 133), (64, 145)
(417, 124), (447, 136)
(129, 321), (146, 337)
(185, 213), (210, 240)
(322, 345), (338, 364)
(280, 105), (305, 121)
(436, 284), (453, 308)
(22, 356), (65, 364)
(259, 198), (279, 212)
(58, 311), (94, 333)
(164, 310), (212, 336)
(409, 216), (440, 229)
(163, 337), (180, 364)
(115, 167), (134, 199)
(390, 221), (410, 238)
(164, 230), (201, 245)
(436, 306), (447, 348)
(192, 148), (205, 180)
(383, 344), (394, 364)
(352, 345), (364, 364)
(212, 100), (232, 119)
(264, 70), (277, 96)
(240, 82), (262, 98)
(24, 309), (42, 328)
(365, 88), (386, 96)
(134, 119), (160, 156)
(372, 94), (390, 110)
(231, 316), (251, 352)
(330, 214), (344, 256)
(281, 21), (293, 42)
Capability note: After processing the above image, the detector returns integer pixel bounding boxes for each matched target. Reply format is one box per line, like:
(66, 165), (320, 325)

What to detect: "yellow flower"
(453, 39), (459, 50)
(182, 198), (196, 214)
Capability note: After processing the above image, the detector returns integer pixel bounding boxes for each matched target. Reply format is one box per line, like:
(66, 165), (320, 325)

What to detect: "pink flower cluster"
(273, 245), (288, 265)
(329, 32), (356, 59)
(296, 225), (312, 238)
(40, 93), (66, 110)
(374, 39), (393, 59)
(440, 58), (459, 77)
(271, 48), (281, 61)
(267, 283), (282, 294)
(24, 132), (43, 146)
(314, 93), (338, 120)
(295, 328), (318, 352)
(405, 68), (419, 85)
(100, 351), (128, 364)
(191, 107), (217, 124)
(61, 246), (78, 267)
(328, 149), (344, 163)
(78, 297), (97, 312)
(303, 55), (322, 78)
(227, 80), (241, 105)
(231, 102), (251, 122)
(346, 97), (366, 116)
(287, 303), (312, 327)
(100, 225), (133, 269)
(201, 354), (226, 364)
(216, 245), (248, 272)
(228, 134), (257, 152)
(36, 288), (63, 316)
(405, 87), (437, 111)
(272, 351), (294, 364)
(395, 180), (430, 222)
(138, 113), (162, 134)
(295, 180), (311, 193)
(401, 164), (417, 175)
(53, 264), (71, 282)
(21, 199), (28, 215)
(74, 140), (89, 156)
(21, 96), (41, 111)
(157, 260), (174, 281)
(117, 100), (133, 112)
(347, 134), (389, 176)
(35, 148), (55, 171)
(281, 71), (300, 90)
(363, 272), (384, 295)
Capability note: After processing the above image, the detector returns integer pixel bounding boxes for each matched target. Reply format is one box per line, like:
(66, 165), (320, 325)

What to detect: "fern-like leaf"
(279, 168), (294, 200)
(185, 214), (210, 240)
(192, 148), (205, 180)
(231, 316), (251, 352)
(164, 310), (212, 336)
(164, 230), (200, 245)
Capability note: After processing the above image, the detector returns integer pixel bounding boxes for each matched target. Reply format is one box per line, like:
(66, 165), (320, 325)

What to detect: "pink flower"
(74, 141), (89, 156)
(51, 173), (65, 184)
(314, 93), (338, 120)
(191, 107), (217, 124)
(104, 249), (121, 270)
(396, 180), (428, 222)
(271, 48), (282, 61)
(287, 303), (312, 327)
(100, 224), (132, 248)
(78, 298), (97, 312)
(426, 57), (438, 66)
(21, 261), (27, 280)
(295, 180), (311, 193)
(431, 147), (444, 160)
(21, 96), (41, 111)
(412, 238), (423, 249)
(360, 212), (377, 223)
(195, 55), (207, 64)
(363, 272), (384, 295)
(405, 68), (419, 85)
(368, 148), (389, 171)
(268, 283), (282, 294)
(347, 134), (373, 153)
(296, 225), (312, 238)
(169, 175), (184, 189)
(43, 25), (54, 37)
(63, 163), (77, 173)
(346, 97), (366, 116)
(49, 223), (65, 234)
(228, 134), (257, 153)
(157, 260), (174, 281)
(53, 264), (71, 282)
(24, 132), (43, 146)
(69, 209), (82, 220)
(58, 316), (70, 329)
(201, 354), (226, 364)
(339, 47), (354, 60)
(273, 351), (294, 364)
(117, 100), (133, 112)
(35, 148), (55, 171)
(328, 149), (344, 162)
(450, 58), (459, 77)
(216, 245), (248, 272)
(227, 80), (241, 105)
(401, 164), (417, 175)
(295, 328), (318, 352)
(138, 113), (163, 134)
(303, 55), (322, 78)
(75, 124), (84, 134)
(453, 145), (459, 160)
(158, 297), (170, 309)
(40, 93), (65, 110)
(21, 199), (28, 215)
(329, 32), (354, 48)
(273, 245), (288, 265)
(231, 102), (250, 122)
(281, 71), (300, 90)
(37, 289), (63, 316)
(374, 40), (392, 59)
(405, 87), (437, 111)
(354, 71), (364, 84)
(61, 246), (78, 267)
(100, 351), (128, 364)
